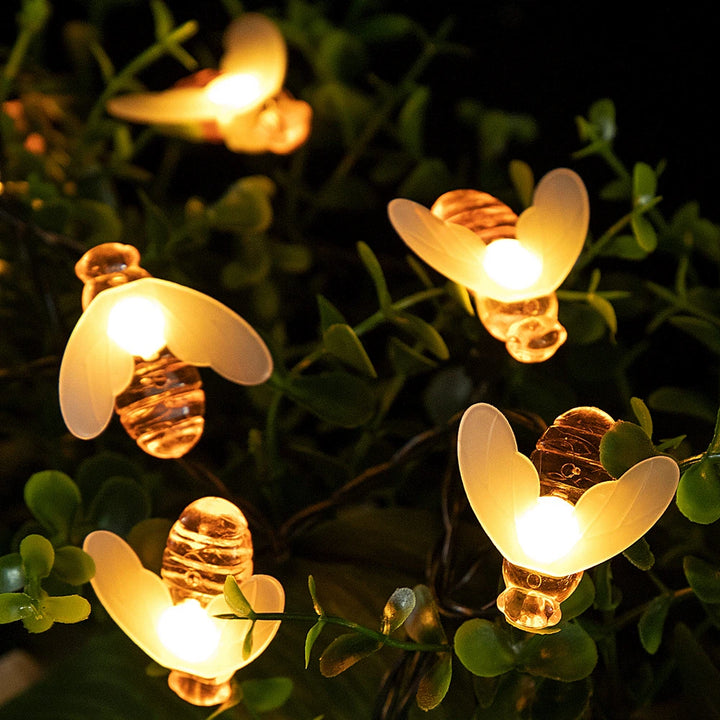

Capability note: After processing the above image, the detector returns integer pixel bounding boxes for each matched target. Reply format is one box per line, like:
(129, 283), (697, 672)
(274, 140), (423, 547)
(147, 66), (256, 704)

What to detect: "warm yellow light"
(482, 239), (543, 291)
(516, 495), (580, 566)
(106, 296), (166, 359)
(157, 599), (221, 663)
(206, 73), (263, 111)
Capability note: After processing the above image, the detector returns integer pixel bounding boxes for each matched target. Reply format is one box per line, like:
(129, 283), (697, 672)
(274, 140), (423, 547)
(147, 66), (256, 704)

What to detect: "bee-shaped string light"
(107, 13), (312, 154)
(58, 242), (272, 458)
(457, 403), (679, 630)
(388, 169), (588, 362)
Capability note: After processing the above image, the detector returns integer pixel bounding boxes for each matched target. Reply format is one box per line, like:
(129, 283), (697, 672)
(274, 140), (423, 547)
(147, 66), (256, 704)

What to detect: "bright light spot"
(483, 239), (543, 291)
(107, 296), (166, 359)
(516, 495), (580, 566)
(157, 599), (221, 663)
(206, 73), (263, 111)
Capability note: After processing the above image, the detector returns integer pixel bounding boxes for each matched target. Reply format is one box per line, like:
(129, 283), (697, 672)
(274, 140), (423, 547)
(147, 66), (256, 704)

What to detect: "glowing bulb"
(157, 600), (221, 663)
(107, 296), (166, 359)
(516, 496), (580, 565)
(482, 239), (543, 291)
(206, 73), (263, 111)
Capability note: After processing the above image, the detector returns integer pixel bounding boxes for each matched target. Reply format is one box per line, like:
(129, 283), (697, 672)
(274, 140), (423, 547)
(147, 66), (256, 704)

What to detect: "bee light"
(59, 243), (273, 459)
(457, 403), (679, 631)
(83, 497), (284, 706)
(106, 13), (312, 155)
(388, 169), (589, 362)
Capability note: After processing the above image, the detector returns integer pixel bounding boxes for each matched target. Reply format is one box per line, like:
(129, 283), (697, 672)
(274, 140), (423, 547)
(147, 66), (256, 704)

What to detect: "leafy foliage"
(1, 0), (720, 718)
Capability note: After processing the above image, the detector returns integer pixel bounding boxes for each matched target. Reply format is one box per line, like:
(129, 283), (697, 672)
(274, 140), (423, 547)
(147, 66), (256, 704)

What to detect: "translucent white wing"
(107, 86), (220, 125)
(83, 531), (285, 677)
(220, 13), (287, 101)
(458, 403), (680, 578)
(135, 278), (273, 385)
(387, 199), (492, 294)
(58, 291), (135, 439)
(545, 455), (679, 576)
(515, 168), (589, 296)
(457, 403), (541, 566)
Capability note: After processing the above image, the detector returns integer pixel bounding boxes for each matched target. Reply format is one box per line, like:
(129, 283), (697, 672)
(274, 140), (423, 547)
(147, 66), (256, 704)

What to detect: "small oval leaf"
(319, 633), (382, 677)
(381, 587), (416, 634)
(454, 619), (515, 677)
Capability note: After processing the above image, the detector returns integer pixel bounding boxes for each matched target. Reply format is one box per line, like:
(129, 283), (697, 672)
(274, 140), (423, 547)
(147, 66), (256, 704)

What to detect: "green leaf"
(52, 546), (96, 586)
(631, 213), (658, 252)
(24, 471), (81, 544)
(208, 176), (275, 233)
(677, 458), (720, 524)
(19, 0), (51, 32)
(673, 622), (720, 718)
(283, 371), (375, 428)
(593, 562), (622, 611)
(44, 594), (92, 624)
(559, 573), (595, 622)
(127, 518), (174, 575)
(397, 158), (454, 206)
(308, 575), (323, 616)
(239, 677), (293, 713)
(318, 632), (382, 677)
(454, 619), (515, 677)
(323, 324), (377, 377)
(630, 397), (654, 438)
(381, 587), (415, 634)
(586, 294), (617, 337)
(87, 476), (151, 536)
(20, 534), (54, 580)
(0, 553), (24, 593)
(622, 536), (655, 571)
(669, 316), (720, 355)
(388, 337), (438, 376)
(649, 386), (718, 422)
(398, 85), (430, 159)
(242, 621), (255, 660)
(684, 556), (720, 603)
(0, 592), (34, 624)
(224, 576), (253, 617)
(519, 623), (598, 681)
(599, 421), (657, 477)
(638, 594), (672, 654)
(600, 233), (649, 260)
(357, 241), (392, 309)
(389, 310), (449, 360)
(416, 652), (452, 711)
(588, 98), (617, 142)
(317, 295), (348, 331)
(508, 159), (534, 208)
(316, 29), (367, 82)
(272, 242), (313, 274)
(71, 199), (123, 245)
(633, 162), (658, 205)
(305, 620), (326, 668)
(405, 585), (447, 645)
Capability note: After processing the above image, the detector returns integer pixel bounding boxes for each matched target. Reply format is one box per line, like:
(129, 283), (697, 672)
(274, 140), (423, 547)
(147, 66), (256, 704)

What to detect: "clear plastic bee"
(84, 497), (284, 706)
(58, 242), (273, 459)
(387, 169), (589, 362)
(457, 402), (679, 630)
(106, 13), (312, 154)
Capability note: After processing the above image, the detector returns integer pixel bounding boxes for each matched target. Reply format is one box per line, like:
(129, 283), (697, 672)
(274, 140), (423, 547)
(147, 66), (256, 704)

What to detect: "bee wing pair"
(106, 13), (287, 125)
(457, 403), (679, 577)
(58, 277), (273, 440)
(387, 169), (589, 303)
(83, 530), (284, 677)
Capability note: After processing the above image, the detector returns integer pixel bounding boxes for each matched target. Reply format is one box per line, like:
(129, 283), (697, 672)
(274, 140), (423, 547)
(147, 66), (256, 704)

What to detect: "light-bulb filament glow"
(516, 495), (580, 566)
(107, 296), (166, 359)
(157, 599), (221, 663)
(483, 239), (543, 291)
(206, 73), (263, 111)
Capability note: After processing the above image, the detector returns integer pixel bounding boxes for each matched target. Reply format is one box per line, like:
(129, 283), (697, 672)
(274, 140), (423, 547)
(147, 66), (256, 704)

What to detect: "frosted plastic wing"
(135, 278), (273, 385)
(107, 87), (220, 124)
(387, 199), (494, 294)
(83, 531), (285, 677)
(58, 292), (135, 438)
(220, 13), (287, 102)
(457, 403), (541, 566)
(457, 403), (680, 577)
(514, 168), (589, 296)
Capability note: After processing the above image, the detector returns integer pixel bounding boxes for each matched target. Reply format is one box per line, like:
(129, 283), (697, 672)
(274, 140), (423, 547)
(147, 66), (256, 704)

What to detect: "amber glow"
(516, 495), (580, 566)
(206, 73), (263, 111)
(482, 239), (543, 291)
(157, 600), (221, 663)
(106, 295), (166, 359)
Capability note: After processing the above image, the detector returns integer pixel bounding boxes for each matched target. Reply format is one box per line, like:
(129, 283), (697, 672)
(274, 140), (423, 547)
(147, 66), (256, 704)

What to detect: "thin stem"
(79, 20), (199, 149)
(218, 610), (449, 654)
